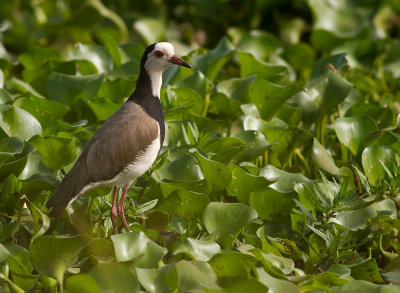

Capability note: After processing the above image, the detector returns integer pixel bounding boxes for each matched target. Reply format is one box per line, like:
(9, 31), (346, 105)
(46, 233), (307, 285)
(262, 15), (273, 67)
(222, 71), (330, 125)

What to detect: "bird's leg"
(117, 183), (131, 232)
(111, 186), (119, 234)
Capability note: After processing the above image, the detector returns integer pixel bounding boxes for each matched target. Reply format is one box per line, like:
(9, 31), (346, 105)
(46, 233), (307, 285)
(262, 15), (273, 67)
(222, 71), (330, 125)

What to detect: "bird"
(46, 42), (192, 234)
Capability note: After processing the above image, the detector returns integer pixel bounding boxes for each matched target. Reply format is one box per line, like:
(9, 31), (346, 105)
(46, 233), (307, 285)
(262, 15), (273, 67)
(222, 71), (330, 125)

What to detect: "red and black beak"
(169, 56), (192, 69)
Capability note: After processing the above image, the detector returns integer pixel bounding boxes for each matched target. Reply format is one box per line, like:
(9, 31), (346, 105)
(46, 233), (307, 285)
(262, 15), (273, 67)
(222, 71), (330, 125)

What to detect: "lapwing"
(46, 42), (191, 233)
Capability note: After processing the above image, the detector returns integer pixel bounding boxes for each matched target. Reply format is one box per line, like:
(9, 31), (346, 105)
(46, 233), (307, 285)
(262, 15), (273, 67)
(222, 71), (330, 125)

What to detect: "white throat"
(148, 69), (163, 98)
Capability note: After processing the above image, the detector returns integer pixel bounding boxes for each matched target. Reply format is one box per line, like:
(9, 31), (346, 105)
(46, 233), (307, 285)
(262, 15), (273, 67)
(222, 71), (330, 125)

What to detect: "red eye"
(154, 50), (164, 58)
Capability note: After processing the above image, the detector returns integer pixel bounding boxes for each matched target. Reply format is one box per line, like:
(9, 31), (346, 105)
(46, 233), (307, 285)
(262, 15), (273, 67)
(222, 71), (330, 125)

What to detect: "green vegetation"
(1, 0), (400, 292)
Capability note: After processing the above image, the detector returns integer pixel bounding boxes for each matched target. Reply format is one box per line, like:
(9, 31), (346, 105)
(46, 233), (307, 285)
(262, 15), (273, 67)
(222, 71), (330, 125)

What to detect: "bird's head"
(143, 42), (192, 74)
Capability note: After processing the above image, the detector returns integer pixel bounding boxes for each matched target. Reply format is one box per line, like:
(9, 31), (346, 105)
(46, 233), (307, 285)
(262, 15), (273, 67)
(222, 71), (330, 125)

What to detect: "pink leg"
(111, 186), (119, 234)
(117, 183), (131, 232)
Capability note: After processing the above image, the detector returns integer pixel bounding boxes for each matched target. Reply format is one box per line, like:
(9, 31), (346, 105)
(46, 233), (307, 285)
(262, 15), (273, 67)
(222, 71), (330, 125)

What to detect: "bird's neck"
(131, 67), (162, 100)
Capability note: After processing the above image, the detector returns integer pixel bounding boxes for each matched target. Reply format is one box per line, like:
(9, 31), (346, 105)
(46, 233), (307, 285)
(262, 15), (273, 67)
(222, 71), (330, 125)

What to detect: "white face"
(145, 42), (175, 73)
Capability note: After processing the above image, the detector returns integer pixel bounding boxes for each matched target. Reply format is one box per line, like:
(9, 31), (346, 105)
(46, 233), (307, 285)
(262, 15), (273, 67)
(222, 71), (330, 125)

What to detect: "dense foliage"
(1, 0), (400, 292)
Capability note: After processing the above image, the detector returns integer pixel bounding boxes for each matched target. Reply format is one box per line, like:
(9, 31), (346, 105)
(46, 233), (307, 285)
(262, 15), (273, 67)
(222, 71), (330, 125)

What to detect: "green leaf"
(30, 235), (88, 286)
(13, 94), (69, 126)
(136, 265), (178, 293)
(203, 202), (258, 249)
(157, 189), (210, 220)
(28, 136), (80, 170)
(0, 243), (9, 263)
(227, 164), (269, 203)
(208, 251), (257, 284)
(238, 51), (287, 81)
(250, 188), (297, 221)
(332, 206), (377, 230)
(111, 231), (166, 266)
(257, 268), (298, 293)
(68, 43), (113, 73)
(175, 260), (220, 292)
(89, 263), (140, 292)
(87, 98), (121, 121)
(0, 106), (42, 140)
(341, 280), (400, 293)
(65, 274), (101, 293)
(47, 72), (104, 105)
(259, 165), (314, 193)
(362, 144), (398, 186)
(159, 179), (211, 198)
(334, 116), (378, 155)
(25, 198), (50, 244)
(19, 46), (61, 70)
(349, 259), (385, 284)
(305, 69), (353, 118)
(133, 17), (166, 44)
(216, 75), (256, 103)
(191, 37), (235, 81)
(190, 149), (232, 193)
(233, 130), (271, 162)
(311, 138), (340, 175)
(249, 79), (301, 121)
(176, 71), (211, 98)
(174, 238), (221, 261)
(156, 153), (203, 181)
(311, 53), (348, 79)
(203, 137), (247, 164)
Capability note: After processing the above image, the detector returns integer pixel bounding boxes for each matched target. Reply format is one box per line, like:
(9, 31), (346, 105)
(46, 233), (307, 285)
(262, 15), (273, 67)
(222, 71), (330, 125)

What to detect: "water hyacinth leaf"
(157, 189), (210, 220)
(98, 77), (136, 104)
(88, 98), (121, 121)
(174, 238), (221, 261)
(47, 72), (104, 105)
(311, 138), (340, 175)
(65, 274), (101, 293)
(0, 106), (42, 140)
(208, 92), (242, 119)
(175, 260), (220, 292)
(259, 165), (314, 193)
(111, 231), (166, 264)
(341, 280), (400, 293)
(203, 136), (246, 164)
(136, 265), (178, 293)
(203, 202), (258, 249)
(334, 116), (378, 155)
(30, 235), (88, 285)
(0, 88), (14, 103)
(25, 198), (50, 243)
(249, 79), (301, 121)
(383, 40), (400, 78)
(305, 70), (353, 118)
(28, 136), (80, 171)
(156, 153), (203, 181)
(159, 179), (210, 198)
(0, 243), (9, 263)
(257, 268), (298, 293)
(230, 29), (280, 60)
(371, 198), (398, 219)
(238, 51), (287, 81)
(331, 207), (377, 231)
(361, 144), (398, 186)
(13, 94), (69, 126)
(68, 43), (113, 73)
(171, 87), (203, 114)
(19, 46), (61, 70)
(216, 75), (256, 103)
(190, 149), (232, 193)
(311, 53), (348, 79)
(208, 251), (258, 282)
(191, 37), (235, 81)
(249, 188), (297, 221)
(97, 33), (122, 67)
(233, 130), (271, 162)
(89, 263), (140, 293)
(135, 240), (168, 269)
(176, 71), (211, 98)
(227, 164), (269, 203)
(134, 17), (166, 44)
(349, 259), (385, 284)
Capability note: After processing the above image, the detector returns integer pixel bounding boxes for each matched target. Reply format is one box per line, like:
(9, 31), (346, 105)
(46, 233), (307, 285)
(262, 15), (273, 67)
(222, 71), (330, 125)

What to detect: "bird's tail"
(46, 164), (88, 217)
